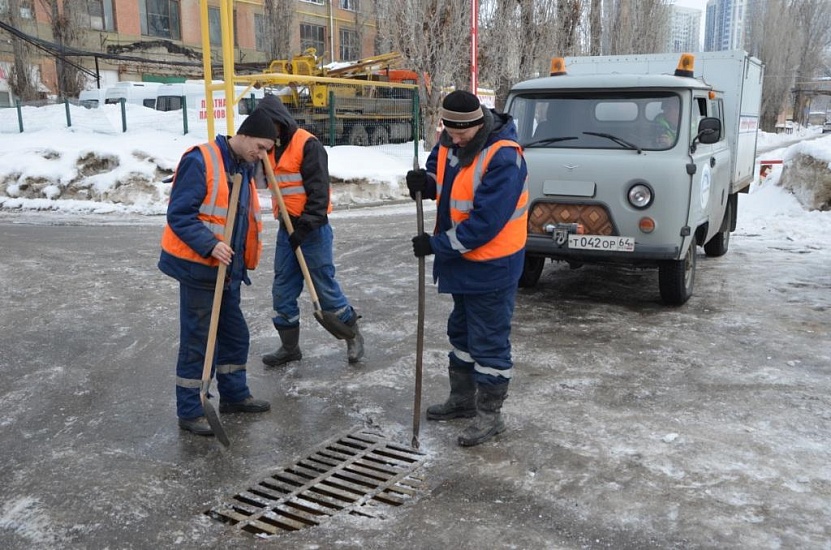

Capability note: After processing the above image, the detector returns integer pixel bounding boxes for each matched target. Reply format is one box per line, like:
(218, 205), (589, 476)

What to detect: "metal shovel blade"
(202, 394), (231, 447)
(314, 309), (356, 340)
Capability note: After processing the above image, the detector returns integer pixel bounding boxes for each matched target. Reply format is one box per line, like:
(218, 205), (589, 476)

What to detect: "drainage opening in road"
(206, 428), (427, 537)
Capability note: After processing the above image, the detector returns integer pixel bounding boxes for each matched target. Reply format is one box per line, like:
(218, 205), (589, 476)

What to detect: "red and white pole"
(470, 0), (478, 94)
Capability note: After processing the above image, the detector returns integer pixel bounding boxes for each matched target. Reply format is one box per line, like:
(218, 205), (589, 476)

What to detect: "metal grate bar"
(207, 428), (426, 536)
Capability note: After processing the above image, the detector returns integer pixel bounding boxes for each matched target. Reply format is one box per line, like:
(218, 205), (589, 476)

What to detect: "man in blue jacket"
(159, 111), (276, 437)
(407, 91), (528, 446)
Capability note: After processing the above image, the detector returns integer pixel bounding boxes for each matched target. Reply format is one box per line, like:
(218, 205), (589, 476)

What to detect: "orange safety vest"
(269, 129), (333, 219)
(436, 139), (528, 262)
(161, 142), (263, 269)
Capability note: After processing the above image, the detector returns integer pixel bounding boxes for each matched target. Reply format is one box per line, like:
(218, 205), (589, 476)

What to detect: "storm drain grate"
(206, 428), (426, 536)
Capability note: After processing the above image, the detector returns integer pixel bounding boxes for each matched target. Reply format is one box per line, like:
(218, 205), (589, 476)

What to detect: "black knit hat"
(237, 111), (278, 141)
(441, 90), (484, 129)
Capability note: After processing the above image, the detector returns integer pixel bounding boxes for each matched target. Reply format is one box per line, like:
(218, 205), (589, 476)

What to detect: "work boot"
(262, 327), (302, 366)
(426, 364), (476, 421)
(457, 383), (508, 447)
(178, 416), (214, 436)
(219, 396), (271, 414)
(346, 317), (364, 364)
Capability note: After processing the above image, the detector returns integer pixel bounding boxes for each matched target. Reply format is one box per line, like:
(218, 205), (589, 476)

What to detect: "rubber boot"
(262, 327), (302, 366)
(426, 365), (476, 421)
(346, 317), (364, 364)
(457, 382), (508, 446)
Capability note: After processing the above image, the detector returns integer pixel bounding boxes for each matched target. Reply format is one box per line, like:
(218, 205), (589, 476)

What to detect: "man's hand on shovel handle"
(211, 241), (234, 266)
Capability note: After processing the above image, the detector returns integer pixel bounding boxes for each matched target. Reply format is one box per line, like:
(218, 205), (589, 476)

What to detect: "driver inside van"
(653, 98), (680, 147)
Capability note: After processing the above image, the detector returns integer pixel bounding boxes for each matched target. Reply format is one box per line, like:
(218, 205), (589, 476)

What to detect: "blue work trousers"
(175, 280), (251, 419)
(271, 223), (354, 329)
(447, 286), (517, 386)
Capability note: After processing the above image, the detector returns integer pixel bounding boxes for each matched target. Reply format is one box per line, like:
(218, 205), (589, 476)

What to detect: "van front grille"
(528, 202), (614, 236)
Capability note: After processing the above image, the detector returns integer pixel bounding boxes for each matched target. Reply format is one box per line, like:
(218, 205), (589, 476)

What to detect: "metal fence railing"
(0, 90), (422, 161)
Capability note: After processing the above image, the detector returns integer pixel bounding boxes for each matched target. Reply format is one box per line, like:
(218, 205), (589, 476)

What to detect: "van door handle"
(710, 157), (716, 167)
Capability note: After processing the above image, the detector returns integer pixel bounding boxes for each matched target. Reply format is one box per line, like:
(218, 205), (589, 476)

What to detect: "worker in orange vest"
(407, 90), (528, 446)
(159, 110), (276, 437)
(254, 95), (365, 367)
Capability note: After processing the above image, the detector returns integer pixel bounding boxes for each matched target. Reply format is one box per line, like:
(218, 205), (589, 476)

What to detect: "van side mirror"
(693, 117), (721, 151)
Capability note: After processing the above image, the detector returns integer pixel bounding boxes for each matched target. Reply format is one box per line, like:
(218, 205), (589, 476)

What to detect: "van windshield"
(509, 92), (682, 151)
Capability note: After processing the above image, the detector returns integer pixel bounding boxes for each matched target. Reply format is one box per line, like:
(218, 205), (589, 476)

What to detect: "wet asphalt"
(0, 199), (829, 549)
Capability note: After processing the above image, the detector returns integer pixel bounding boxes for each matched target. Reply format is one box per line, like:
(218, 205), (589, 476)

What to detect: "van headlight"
(628, 183), (653, 209)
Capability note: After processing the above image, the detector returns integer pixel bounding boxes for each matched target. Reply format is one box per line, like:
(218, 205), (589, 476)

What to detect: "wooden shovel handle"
(262, 159), (323, 308)
(200, 173), (243, 393)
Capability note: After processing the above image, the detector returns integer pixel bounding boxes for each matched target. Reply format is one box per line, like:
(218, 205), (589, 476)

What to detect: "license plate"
(568, 235), (635, 252)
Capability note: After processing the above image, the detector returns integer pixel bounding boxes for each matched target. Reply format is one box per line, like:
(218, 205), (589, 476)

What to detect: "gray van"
(506, 51), (764, 304)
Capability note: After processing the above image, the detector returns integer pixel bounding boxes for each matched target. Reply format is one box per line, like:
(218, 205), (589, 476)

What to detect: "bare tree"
(555, 0), (583, 56)
(477, 0), (560, 109)
(4, 0), (39, 101)
(588, 0), (603, 55)
(789, 0), (831, 126)
(608, 0), (670, 55)
(37, 0), (86, 98)
(746, 0), (802, 131)
(378, 0), (470, 149)
(263, 0), (294, 61)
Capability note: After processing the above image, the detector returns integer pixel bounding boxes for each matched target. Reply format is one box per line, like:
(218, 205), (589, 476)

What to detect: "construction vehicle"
(254, 49), (418, 146)
(506, 51), (764, 305)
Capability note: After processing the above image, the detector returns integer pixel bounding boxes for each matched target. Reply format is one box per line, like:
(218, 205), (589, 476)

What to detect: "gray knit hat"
(441, 90), (484, 129)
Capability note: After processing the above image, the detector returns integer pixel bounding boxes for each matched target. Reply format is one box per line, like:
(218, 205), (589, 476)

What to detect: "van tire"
(704, 199), (733, 257)
(370, 127), (390, 145)
(348, 125), (370, 146)
(658, 244), (696, 305)
(518, 256), (545, 288)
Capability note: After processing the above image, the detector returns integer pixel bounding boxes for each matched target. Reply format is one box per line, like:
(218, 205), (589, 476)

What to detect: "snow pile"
(1, 101), (830, 214)
(778, 139), (831, 210)
(0, 103), (416, 215)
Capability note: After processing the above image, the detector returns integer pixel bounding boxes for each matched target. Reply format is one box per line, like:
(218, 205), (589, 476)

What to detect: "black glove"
(289, 222), (311, 250)
(406, 169), (428, 200)
(412, 233), (434, 257)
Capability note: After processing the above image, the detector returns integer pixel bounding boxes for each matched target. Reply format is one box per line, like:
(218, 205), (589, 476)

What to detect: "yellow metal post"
(199, 0), (215, 139)
(198, 0), (253, 139)
(220, 0), (236, 136)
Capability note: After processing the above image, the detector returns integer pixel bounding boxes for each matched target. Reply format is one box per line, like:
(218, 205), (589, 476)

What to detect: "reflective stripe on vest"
(161, 142), (262, 269)
(436, 140), (528, 261)
(270, 129), (333, 218)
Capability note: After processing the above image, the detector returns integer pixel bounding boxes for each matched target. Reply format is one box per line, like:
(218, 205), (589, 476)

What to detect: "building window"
(2, 0), (32, 18)
(340, 0), (358, 10)
(339, 29), (358, 61)
(80, 0), (115, 31)
(140, 0), (181, 40)
(300, 23), (325, 56)
(301, 0), (324, 4)
(208, 6), (221, 46)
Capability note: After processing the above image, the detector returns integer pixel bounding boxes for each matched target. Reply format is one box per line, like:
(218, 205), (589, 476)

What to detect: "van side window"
(694, 97), (708, 140)
(709, 98), (725, 141)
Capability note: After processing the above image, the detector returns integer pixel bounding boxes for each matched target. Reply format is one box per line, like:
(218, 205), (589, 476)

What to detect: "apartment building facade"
(0, 0), (379, 105)
(667, 5), (702, 54)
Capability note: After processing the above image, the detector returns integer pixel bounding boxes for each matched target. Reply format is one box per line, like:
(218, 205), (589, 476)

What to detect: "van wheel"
(370, 127), (390, 145)
(518, 256), (545, 288)
(658, 244), (696, 305)
(704, 199), (733, 257)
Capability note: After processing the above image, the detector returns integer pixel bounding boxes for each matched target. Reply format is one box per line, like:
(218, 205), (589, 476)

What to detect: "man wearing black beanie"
(405, 90), (529, 447)
(253, 94), (365, 368)
(159, 109), (276, 437)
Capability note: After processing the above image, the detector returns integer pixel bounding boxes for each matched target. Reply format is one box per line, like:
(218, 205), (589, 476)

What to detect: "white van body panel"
(78, 88), (107, 108)
(104, 82), (162, 109)
(154, 81), (265, 120)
